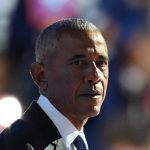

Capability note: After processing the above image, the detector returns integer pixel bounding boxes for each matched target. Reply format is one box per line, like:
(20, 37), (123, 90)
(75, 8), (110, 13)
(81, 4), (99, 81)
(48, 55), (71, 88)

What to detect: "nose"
(84, 63), (101, 84)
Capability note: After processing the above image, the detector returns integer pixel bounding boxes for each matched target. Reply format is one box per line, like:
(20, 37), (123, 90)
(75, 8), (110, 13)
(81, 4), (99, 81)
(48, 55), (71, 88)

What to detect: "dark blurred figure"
(7, 0), (39, 110)
(100, 105), (150, 150)
(0, 54), (11, 95)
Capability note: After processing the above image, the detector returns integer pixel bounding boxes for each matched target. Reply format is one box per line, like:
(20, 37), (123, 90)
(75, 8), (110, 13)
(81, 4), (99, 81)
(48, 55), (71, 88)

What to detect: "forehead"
(57, 30), (108, 57)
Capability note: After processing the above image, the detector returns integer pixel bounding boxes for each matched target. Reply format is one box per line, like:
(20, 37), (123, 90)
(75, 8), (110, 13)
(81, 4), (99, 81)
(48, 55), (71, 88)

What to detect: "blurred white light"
(0, 96), (22, 127)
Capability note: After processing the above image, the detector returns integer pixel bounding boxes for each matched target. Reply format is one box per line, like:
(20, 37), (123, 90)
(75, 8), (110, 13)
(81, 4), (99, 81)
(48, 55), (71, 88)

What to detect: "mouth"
(79, 91), (102, 99)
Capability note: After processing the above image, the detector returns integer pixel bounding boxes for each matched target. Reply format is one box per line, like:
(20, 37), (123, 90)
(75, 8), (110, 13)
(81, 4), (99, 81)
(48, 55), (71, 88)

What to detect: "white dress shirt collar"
(37, 95), (88, 149)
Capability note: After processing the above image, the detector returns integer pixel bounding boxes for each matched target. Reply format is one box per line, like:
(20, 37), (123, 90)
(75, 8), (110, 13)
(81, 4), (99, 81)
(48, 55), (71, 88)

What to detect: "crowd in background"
(0, 0), (150, 149)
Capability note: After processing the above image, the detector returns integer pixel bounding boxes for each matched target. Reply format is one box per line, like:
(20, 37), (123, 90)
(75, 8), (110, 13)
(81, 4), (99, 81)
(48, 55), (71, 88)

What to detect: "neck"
(68, 117), (88, 130)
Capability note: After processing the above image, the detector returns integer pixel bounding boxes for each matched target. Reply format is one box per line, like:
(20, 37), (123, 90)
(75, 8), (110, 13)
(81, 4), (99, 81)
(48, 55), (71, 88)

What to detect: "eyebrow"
(67, 54), (86, 62)
(67, 54), (109, 62)
(98, 55), (109, 61)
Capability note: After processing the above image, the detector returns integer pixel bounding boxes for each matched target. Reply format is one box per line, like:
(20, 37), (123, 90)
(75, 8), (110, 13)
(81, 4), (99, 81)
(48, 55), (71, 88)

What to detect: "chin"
(88, 107), (101, 118)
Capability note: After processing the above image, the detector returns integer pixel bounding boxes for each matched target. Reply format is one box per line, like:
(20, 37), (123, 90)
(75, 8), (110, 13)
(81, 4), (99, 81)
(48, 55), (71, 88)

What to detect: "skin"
(31, 30), (109, 130)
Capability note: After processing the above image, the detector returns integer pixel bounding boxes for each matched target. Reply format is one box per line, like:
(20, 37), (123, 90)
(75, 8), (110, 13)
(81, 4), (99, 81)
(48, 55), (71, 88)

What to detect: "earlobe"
(30, 62), (48, 91)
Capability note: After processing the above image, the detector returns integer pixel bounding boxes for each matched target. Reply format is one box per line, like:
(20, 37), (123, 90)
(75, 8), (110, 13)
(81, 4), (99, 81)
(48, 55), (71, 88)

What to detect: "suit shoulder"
(0, 119), (37, 150)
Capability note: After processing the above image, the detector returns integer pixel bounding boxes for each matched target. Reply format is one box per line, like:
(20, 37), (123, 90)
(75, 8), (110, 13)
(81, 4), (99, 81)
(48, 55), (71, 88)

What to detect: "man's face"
(44, 30), (109, 122)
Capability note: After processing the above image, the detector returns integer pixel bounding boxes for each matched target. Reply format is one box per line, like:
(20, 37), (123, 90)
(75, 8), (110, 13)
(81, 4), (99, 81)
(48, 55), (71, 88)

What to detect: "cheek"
(63, 74), (83, 99)
(63, 77), (80, 94)
(103, 69), (109, 87)
(103, 77), (108, 93)
(57, 73), (78, 93)
(51, 67), (83, 97)
(101, 72), (109, 98)
(103, 67), (109, 78)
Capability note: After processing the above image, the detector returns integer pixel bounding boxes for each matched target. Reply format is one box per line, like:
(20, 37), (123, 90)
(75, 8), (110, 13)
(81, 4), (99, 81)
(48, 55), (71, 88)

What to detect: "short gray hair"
(35, 18), (99, 62)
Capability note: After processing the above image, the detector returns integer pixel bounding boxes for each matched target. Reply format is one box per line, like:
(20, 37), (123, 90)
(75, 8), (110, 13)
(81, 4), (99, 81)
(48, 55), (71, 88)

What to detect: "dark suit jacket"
(0, 101), (68, 150)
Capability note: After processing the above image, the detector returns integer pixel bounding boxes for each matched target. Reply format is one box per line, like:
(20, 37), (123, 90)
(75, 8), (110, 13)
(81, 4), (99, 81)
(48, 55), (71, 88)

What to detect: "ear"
(30, 62), (48, 91)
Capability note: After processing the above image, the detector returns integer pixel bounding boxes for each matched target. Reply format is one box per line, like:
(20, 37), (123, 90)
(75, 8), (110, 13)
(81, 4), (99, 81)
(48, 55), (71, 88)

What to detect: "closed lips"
(80, 91), (102, 96)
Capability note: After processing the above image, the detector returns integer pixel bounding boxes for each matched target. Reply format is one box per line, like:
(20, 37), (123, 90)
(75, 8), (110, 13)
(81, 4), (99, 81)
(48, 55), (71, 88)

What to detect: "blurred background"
(0, 0), (150, 149)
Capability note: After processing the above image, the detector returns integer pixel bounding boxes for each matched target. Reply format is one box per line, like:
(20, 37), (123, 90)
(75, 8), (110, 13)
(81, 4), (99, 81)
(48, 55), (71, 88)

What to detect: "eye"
(96, 60), (108, 69)
(72, 60), (83, 66)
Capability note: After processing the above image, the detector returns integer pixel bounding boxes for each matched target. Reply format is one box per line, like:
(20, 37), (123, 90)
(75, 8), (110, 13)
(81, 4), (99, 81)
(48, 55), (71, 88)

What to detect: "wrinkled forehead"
(44, 29), (108, 64)
(56, 30), (108, 58)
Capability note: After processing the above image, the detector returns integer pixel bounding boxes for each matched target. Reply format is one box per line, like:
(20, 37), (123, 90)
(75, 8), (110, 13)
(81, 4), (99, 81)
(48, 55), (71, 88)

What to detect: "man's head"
(30, 18), (109, 128)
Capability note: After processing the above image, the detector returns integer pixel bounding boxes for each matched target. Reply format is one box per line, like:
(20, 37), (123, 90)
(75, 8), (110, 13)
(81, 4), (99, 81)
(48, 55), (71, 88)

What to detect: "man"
(0, 18), (109, 150)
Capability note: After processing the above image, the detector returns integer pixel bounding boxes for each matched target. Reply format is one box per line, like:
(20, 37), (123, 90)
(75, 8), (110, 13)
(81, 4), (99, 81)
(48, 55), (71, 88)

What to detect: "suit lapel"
(22, 101), (62, 149)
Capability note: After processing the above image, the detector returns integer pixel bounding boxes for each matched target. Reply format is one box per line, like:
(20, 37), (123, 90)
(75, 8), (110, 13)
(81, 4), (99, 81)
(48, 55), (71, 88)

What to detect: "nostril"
(87, 75), (101, 84)
(88, 79), (93, 83)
